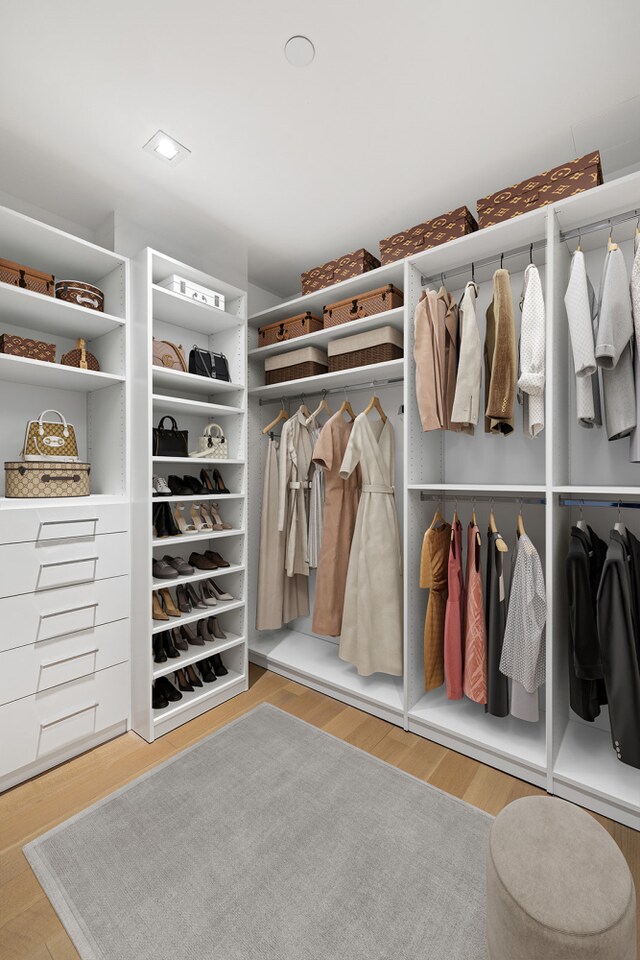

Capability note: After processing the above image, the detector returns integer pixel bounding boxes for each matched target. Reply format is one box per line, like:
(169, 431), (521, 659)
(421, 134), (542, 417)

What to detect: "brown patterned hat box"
(323, 284), (404, 328)
(476, 151), (603, 228)
(379, 207), (478, 265)
(0, 333), (56, 362)
(258, 311), (323, 347)
(301, 248), (381, 295)
(0, 258), (54, 296)
(5, 461), (91, 498)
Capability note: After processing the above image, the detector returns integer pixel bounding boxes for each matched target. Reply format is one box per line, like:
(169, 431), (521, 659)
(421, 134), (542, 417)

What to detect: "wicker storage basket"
(265, 346), (328, 385)
(258, 311), (323, 347)
(477, 151), (603, 228)
(379, 206), (478, 264)
(0, 258), (54, 296)
(328, 325), (403, 372)
(301, 248), (380, 295)
(0, 333), (56, 362)
(55, 280), (104, 312)
(5, 461), (91, 498)
(323, 284), (404, 328)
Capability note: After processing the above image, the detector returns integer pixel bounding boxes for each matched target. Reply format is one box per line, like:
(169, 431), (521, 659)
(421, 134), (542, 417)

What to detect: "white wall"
(248, 282), (282, 315)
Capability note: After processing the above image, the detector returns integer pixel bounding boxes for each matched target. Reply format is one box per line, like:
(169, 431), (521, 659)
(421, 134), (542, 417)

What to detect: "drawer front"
(0, 576), (129, 654)
(0, 620), (129, 706)
(0, 661), (130, 778)
(0, 532), (129, 598)
(0, 502), (128, 545)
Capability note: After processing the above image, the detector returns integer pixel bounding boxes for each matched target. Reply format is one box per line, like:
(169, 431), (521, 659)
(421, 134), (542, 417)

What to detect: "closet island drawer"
(0, 576), (129, 653)
(0, 620), (129, 705)
(0, 531), (129, 598)
(0, 661), (129, 779)
(0, 502), (128, 545)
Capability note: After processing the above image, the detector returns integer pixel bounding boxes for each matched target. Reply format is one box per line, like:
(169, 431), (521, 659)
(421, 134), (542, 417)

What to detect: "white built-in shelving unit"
(0, 204), (131, 790)
(247, 172), (640, 830)
(130, 249), (248, 741)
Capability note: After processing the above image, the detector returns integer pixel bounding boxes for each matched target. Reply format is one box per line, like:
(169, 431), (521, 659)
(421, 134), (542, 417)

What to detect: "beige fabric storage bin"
(265, 346), (328, 385)
(328, 325), (403, 371)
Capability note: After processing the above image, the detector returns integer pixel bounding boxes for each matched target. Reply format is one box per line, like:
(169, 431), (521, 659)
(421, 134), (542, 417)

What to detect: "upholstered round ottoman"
(486, 796), (636, 960)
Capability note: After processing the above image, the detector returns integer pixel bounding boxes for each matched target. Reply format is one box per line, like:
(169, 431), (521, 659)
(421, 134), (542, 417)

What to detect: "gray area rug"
(25, 704), (491, 960)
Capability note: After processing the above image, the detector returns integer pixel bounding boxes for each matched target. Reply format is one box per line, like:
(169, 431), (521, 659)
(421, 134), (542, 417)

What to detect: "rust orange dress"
(421, 519), (451, 690)
(444, 518), (464, 699)
(463, 522), (488, 703)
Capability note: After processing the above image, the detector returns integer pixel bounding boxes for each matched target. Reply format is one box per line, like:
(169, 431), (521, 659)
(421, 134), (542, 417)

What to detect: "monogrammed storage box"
(5, 461), (91, 498)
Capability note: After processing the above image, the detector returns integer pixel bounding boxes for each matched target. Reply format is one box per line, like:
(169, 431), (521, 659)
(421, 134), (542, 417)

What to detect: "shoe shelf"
(152, 394), (245, 418)
(0, 353), (125, 392)
(152, 563), (245, 590)
(151, 528), (245, 548)
(152, 668), (246, 727)
(152, 633), (246, 680)
(153, 493), (245, 504)
(248, 307), (404, 356)
(152, 456), (245, 465)
(151, 599), (245, 634)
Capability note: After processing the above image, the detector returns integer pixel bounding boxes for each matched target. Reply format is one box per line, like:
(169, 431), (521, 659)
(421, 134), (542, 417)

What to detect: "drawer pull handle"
(38, 517), (99, 541)
(41, 647), (99, 669)
(40, 556), (99, 569)
(40, 702), (99, 729)
(37, 602), (99, 640)
(40, 601), (99, 620)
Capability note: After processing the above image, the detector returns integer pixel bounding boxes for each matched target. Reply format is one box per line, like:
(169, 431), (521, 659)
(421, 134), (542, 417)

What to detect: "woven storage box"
(0, 258), (54, 296)
(328, 325), (403, 372)
(258, 311), (323, 347)
(301, 248), (381, 295)
(265, 346), (328, 385)
(5, 461), (91, 498)
(379, 207), (478, 264)
(324, 284), (404, 328)
(477, 150), (603, 228)
(55, 280), (104, 312)
(0, 333), (56, 362)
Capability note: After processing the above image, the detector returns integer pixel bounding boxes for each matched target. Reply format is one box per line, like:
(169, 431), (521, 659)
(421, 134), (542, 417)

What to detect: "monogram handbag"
(152, 338), (187, 372)
(23, 410), (79, 462)
(152, 416), (189, 458)
(189, 423), (228, 459)
(188, 345), (231, 382)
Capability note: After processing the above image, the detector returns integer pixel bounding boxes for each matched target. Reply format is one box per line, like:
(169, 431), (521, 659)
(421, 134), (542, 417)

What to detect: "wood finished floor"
(0, 664), (638, 960)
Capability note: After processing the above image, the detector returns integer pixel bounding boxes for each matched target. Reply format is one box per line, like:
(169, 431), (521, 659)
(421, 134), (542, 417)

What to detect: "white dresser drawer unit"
(0, 575), (129, 654)
(0, 661), (130, 781)
(0, 620), (129, 706)
(0, 502), (128, 545)
(0, 531), (129, 598)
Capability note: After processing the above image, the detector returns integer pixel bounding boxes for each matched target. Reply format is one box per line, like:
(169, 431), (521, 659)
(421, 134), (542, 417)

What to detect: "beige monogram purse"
(152, 338), (187, 371)
(23, 410), (79, 462)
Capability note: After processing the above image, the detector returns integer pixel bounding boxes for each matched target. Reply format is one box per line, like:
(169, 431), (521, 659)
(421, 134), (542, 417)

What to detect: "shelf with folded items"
(152, 632), (246, 679)
(151, 598), (245, 635)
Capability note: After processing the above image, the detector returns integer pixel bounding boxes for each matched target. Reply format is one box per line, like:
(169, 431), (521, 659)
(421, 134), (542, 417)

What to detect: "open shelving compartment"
(130, 248), (248, 741)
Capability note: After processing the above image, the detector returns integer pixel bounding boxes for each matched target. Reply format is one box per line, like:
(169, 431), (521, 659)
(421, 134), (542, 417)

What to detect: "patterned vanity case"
(4, 461), (91, 498)
(0, 333), (56, 362)
(55, 280), (104, 312)
(0, 258), (55, 296)
(323, 284), (404, 327)
(258, 311), (323, 346)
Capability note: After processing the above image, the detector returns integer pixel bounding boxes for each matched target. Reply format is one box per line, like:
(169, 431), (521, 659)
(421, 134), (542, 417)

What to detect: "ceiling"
(1, 0), (639, 297)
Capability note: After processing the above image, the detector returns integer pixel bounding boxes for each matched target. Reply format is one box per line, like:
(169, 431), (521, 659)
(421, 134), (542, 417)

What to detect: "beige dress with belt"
(338, 414), (403, 677)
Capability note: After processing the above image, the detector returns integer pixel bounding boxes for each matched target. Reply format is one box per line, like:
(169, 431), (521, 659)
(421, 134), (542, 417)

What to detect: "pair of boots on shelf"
(152, 501), (233, 538)
(152, 550), (230, 579)
(152, 654), (228, 709)
(152, 468), (231, 497)
(153, 617), (227, 661)
(152, 579), (234, 620)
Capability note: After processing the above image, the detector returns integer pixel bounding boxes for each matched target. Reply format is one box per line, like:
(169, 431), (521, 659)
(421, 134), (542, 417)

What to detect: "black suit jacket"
(566, 526), (607, 722)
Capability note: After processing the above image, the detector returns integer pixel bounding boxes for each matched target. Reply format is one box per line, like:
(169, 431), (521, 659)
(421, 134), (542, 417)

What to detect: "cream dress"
(338, 414), (403, 677)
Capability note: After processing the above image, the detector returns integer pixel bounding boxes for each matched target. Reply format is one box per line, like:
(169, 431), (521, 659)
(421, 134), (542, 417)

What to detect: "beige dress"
(338, 414), (403, 677)
(311, 414), (360, 636)
(278, 409), (315, 578)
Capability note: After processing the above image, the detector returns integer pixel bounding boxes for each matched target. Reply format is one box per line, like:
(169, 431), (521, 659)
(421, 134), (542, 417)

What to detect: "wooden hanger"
(489, 506), (509, 552)
(262, 405), (288, 435)
(430, 508), (447, 531)
(298, 401), (311, 418)
(517, 503), (526, 538)
(451, 500), (458, 540)
(338, 398), (356, 421)
(308, 392), (332, 424)
(614, 501), (627, 540)
(363, 395), (387, 423)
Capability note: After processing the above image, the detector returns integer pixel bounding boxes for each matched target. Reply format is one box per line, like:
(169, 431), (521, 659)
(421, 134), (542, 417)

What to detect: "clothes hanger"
(516, 501), (526, 538)
(338, 388), (356, 422)
(363, 394), (387, 423)
(471, 499), (477, 527)
(575, 501), (590, 540)
(607, 220), (618, 253)
(614, 501), (627, 540)
(451, 499), (459, 540)
(430, 506), (447, 531)
(262, 400), (289, 436)
(298, 396), (311, 418)
(489, 500), (508, 553)
(307, 390), (332, 424)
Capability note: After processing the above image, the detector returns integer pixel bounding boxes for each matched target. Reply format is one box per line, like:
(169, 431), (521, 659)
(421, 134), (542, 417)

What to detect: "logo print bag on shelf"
(152, 416), (189, 458)
(23, 410), (79, 462)
(152, 338), (187, 371)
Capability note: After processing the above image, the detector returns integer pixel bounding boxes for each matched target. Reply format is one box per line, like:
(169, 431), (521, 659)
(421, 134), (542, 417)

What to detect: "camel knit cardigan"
(485, 269), (517, 435)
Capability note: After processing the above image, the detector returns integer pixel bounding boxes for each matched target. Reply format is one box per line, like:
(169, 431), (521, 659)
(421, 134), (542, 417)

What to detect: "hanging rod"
(257, 376), (403, 405)
(559, 497), (640, 510)
(419, 493), (546, 506)
(420, 239), (547, 288)
(559, 206), (640, 244)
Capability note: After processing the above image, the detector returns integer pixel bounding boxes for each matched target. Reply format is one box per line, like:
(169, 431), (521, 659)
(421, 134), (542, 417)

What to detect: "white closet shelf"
(553, 485), (640, 498)
(248, 308), (404, 357)
(0, 493), (128, 509)
(152, 457), (244, 466)
(0, 353), (124, 391)
(152, 366), (244, 398)
(151, 250), (246, 304)
(151, 598), (245, 635)
(152, 284), (243, 334)
(249, 358), (404, 400)
(553, 171), (640, 236)
(0, 282), (125, 338)
(152, 633), (246, 679)
(408, 690), (547, 774)
(151, 493), (244, 504)
(152, 394), (245, 417)
(248, 261), (405, 328)
(152, 668), (246, 724)
(152, 528), (245, 548)
(249, 631), (404, 718)
(408, 483), (547, 494)
(152, 563), (244, 590)
(554, 720), (640, 817)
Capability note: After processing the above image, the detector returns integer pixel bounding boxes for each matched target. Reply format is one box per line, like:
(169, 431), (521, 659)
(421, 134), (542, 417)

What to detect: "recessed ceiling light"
(143, 130), (191, 166)
(285, 35), (315, 67)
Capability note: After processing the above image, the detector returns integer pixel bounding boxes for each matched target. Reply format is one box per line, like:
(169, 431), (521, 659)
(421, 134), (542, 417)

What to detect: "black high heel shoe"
(198, 657), (217, 683)
(152, 503), (169, 538)
(182, 475), (207, 495)
(186, 583), (207, 609)
(152, 684), (169, 709)
(176, 584), (191, 613)
(156, 676), (182, 702)
(211, 652), (228, 677)
(200, 469), (215, 493)
(164, 504), (182, 537)
(212, 468), (230, 494)
(175, 668), (193, 693)
(168, 475), (192, 495)
(162, 631), (180, 659)
(172, 626), (188, 651)
(153, 634), (167, 663)
(185, 664), (203, 688)
(181, 623), (203, 646)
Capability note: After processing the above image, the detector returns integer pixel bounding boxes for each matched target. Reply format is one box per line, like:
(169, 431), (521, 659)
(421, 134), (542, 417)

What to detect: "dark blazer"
(566, 526), (607, 722)
(597, 529), (640, 769)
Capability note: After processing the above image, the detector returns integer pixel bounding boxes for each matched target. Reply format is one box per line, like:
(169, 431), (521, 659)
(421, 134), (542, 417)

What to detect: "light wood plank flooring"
(1, 665), (638, 960)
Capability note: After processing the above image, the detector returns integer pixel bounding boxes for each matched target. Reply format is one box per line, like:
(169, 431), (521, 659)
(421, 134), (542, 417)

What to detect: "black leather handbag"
(188, 346), (231, 382)
(152, 416), (189, 458)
